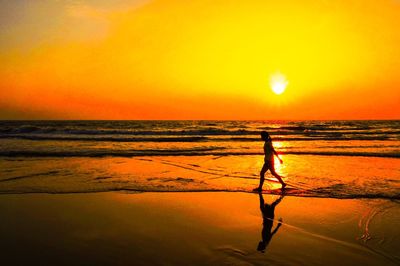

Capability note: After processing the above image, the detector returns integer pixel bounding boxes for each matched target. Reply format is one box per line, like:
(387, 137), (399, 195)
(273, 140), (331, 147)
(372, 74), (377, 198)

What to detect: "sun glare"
(270, 73), (288, 95)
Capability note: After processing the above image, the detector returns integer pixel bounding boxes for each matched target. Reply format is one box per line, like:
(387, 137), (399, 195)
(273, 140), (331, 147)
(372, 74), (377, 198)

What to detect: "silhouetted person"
(257, 192), (284, 253)
(254, 131), (286, 191)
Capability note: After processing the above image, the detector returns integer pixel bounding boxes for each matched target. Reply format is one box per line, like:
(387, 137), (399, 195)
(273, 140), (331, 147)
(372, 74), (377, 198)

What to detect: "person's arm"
(271, 194), (284, 208)
(271, 218), (283, 236)
(273, 147), (283, 163)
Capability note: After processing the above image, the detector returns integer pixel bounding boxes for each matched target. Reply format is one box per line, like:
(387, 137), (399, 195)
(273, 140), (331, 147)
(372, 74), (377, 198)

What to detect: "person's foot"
(253, 187), (262, 192)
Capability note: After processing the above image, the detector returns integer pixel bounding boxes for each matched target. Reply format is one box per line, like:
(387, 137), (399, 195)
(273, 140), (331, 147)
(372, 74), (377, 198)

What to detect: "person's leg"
(257, 163), (269, 190)
(270, 160), (286, 188)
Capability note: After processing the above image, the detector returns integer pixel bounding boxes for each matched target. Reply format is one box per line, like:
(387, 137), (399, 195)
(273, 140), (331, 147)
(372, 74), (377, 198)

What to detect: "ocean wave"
(1, 123), (399, 137)
(0, 135), (209, 142)
(0, 150), (398, 158)
(0, 125), (259, 135)
(0, 134), (397, 142)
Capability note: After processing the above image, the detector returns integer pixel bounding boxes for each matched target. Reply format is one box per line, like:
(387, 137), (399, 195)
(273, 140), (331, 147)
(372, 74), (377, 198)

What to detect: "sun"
(270, 73), (288, 95)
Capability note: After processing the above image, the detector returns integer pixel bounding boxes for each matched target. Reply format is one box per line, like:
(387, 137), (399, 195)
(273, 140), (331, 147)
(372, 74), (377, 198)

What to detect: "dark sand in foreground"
(0, 192), (399, 265)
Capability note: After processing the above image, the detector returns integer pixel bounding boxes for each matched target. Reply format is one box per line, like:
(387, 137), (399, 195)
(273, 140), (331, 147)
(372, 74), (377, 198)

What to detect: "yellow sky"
(0, 0), (399, 119)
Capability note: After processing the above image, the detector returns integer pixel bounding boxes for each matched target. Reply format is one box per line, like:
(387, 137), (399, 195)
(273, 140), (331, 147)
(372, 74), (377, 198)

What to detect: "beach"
(1, 192), (399, 265)
(0, 120), (399, 265)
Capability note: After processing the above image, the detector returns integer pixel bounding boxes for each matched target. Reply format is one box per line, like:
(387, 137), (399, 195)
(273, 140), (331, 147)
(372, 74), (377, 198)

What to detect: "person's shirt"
(264, 140), (274, 160)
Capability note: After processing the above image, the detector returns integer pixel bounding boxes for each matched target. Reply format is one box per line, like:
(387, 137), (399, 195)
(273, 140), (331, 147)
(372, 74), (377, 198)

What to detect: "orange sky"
(0, 0), (399, 119)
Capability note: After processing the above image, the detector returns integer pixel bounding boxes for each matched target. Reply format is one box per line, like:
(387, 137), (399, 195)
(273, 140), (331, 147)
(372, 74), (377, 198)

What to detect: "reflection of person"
(254, 131), (286, 192)
(257, 192), (284, 253)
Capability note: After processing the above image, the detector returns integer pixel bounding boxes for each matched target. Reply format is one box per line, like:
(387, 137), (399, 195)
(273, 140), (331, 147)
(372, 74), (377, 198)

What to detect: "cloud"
(64, 0), (151, 18)
(0, 0), (151, 50)
(66, 3), (105, 19)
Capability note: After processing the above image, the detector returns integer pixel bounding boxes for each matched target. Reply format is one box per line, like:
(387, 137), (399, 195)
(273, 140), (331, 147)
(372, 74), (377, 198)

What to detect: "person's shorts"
(263, 158), (274, 166)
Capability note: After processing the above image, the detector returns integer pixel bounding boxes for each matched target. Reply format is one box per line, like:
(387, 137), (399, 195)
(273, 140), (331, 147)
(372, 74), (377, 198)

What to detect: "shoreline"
(1, 190), (399, 201)
(1, 191), (398, 265)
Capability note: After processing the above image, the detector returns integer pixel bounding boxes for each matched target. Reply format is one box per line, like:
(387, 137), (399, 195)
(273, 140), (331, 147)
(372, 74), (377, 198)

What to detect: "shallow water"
(0, 155), (399, 199)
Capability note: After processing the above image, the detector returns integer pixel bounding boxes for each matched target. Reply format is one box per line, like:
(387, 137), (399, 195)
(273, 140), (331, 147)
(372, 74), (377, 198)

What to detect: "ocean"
(0, 120), (399, 198)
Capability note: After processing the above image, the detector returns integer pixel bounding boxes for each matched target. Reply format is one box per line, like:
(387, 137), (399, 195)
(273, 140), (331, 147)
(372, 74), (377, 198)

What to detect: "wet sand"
(1, 155), (399, 198)
(0, 192), (399, 265)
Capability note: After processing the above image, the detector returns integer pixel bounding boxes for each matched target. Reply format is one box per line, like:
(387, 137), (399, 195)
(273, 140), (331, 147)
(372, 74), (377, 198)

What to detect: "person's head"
(261, 131), (270, 141)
